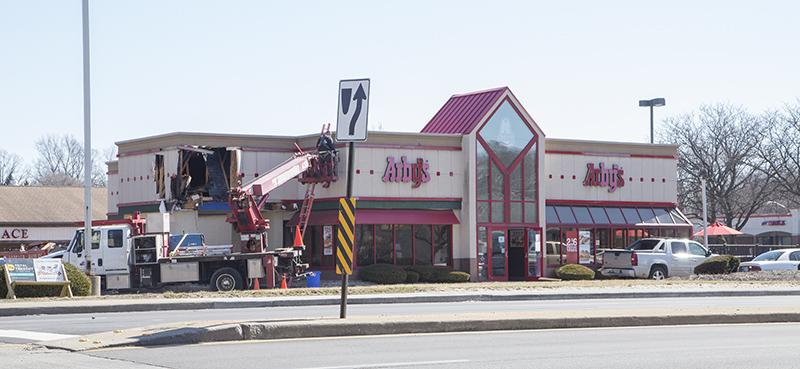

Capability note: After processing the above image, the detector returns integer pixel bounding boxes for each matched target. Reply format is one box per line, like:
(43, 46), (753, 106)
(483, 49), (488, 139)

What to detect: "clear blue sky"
(2, 1), (799, 169)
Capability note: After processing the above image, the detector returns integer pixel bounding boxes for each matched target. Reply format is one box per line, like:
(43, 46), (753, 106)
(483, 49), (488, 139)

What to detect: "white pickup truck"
(600, 238), (714, 280)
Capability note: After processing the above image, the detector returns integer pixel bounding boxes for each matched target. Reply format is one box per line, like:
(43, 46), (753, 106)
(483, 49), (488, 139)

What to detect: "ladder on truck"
(297, 183), (316, 238)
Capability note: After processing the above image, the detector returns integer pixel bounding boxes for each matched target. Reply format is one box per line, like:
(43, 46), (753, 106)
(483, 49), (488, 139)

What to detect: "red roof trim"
(355, 144), (462, 151)
(546, 199), (680, 207)
(546, 150), (678, 160)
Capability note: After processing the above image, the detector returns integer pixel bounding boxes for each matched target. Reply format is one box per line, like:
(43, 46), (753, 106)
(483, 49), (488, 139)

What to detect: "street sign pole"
(340, 145), (355, 319)
(337, 193), (355, 319)
(335, 78), (369, 319)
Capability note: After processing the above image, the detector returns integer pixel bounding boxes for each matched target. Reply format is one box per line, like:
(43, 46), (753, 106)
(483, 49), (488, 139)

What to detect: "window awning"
(545, 204), (691, 227)
(287, 209), (460, 226)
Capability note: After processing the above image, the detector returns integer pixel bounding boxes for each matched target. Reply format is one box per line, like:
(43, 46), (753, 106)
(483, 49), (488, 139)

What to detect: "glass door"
(527, 228), (542, 278)
(488, 228), (508, 281)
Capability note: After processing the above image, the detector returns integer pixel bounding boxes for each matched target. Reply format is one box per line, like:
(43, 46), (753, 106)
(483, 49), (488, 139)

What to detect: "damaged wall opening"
(170, 147), (240, 208)
(155, 154), (165, 199)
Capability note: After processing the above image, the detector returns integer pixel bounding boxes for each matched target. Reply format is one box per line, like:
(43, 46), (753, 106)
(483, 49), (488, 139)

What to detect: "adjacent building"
(0, 186), (107, 252)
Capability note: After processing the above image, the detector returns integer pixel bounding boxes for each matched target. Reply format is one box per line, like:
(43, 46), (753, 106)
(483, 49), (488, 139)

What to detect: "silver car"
(739, 248), (800, 272)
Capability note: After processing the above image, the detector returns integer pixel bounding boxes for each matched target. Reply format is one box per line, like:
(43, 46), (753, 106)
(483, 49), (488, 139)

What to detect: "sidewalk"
(7, 285), (799, 351)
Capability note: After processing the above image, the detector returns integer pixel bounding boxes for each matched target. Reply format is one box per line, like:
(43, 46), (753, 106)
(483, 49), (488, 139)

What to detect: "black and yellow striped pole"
(337, 198), (355, 276)
(337, 197), (356, 317)
(338, 141), (357, 318)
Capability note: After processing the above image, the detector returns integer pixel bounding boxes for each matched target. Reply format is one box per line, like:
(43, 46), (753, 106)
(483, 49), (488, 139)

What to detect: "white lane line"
(0, 329), (77, 341)
(309, 360), (470, 369)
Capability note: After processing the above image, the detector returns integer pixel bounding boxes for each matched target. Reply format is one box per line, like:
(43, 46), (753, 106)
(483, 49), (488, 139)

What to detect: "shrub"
(0, 261), (92, 298)
(431, 269), (470, 283)
(404, 265), (436, 282)
(405, 265), (470, 283)
(359, 263), (407, 284)
(555, 264), (595, 280)
(405, 270), (420, 284)
(694, 255), (740, 275)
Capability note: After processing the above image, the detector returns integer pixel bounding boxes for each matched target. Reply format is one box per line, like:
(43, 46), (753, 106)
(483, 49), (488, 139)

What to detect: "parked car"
(601, 238), (714, 279)
(739, 248), (800, 272)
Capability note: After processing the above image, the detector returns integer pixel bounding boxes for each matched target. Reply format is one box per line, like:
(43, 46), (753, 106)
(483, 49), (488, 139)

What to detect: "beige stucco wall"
(544, 139), (679, 203)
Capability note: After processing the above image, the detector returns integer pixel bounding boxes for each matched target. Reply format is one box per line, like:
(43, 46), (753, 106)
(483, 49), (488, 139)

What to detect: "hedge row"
(359, 264), (470, 284)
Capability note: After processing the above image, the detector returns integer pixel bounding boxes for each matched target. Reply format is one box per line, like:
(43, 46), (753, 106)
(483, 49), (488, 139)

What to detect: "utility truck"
(62, 144), (338, 293)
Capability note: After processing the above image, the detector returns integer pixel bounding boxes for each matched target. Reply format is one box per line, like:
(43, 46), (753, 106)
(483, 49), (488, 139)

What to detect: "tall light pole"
(639, 98), (666, 143)
(699, 168), (709, 247)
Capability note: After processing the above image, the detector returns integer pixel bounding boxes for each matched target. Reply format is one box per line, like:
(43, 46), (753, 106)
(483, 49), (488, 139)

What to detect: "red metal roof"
(420, 87), (508, 134)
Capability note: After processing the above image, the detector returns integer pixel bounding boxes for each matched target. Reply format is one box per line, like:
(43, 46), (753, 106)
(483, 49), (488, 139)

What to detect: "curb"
(5, 288), (800, 317)
(42, 306), (800, 351)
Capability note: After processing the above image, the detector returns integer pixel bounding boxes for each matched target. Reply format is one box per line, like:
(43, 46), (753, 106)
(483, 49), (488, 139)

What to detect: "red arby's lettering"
(1, 229), (29, 239)
(583, 162), (625, 193)
(382, 156), (431, 188)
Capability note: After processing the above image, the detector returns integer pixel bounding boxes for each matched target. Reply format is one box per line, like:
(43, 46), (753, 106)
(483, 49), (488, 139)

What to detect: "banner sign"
(4, 258), (71, 299)
(565, 231), (579, 264)
(4, 259), (36, 282)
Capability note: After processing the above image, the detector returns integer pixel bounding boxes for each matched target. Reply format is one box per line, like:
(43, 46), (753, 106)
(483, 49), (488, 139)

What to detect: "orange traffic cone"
(294, 226), (305, 248)
(253, 278), (260, 290)
(281, 277), (288, 289)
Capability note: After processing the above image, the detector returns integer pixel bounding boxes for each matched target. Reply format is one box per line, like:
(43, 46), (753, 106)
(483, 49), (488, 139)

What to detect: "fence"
(0, 250), (49, 259)
(707, 244), (796, 262)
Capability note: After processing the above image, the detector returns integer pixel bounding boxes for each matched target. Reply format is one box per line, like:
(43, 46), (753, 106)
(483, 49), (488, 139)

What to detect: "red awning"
(286, 210), (340, 227)
(287, 209), (459, 226)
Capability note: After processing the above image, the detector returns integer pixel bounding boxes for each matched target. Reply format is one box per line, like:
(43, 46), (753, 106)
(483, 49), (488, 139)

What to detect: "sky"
(2, 1), (799, 171)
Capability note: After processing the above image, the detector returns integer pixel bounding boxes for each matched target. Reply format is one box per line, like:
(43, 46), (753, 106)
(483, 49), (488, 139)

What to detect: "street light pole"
(699, 168), (709, 247)
(639, 98), (666, 144)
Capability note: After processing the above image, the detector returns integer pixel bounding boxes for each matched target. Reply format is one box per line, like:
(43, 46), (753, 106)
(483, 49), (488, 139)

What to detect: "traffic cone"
(281, 277), (288, 289)
(294, 226), (305, 248)
(253, 278), (260, 290)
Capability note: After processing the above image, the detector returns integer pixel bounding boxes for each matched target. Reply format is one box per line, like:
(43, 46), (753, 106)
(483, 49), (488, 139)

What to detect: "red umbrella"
(692, 222), (744, 237)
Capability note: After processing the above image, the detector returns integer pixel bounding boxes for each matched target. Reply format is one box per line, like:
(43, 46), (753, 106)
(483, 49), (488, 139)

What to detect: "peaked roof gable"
(421, 87), (509, 134)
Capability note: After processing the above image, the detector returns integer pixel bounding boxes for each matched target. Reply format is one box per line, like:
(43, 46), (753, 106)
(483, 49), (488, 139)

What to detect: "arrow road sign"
(336, 78), (370, 141)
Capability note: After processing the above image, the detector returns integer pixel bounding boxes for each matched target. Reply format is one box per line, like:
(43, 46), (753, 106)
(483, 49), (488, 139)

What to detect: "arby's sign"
(583, 162), (625, 193)
(382, 156), (431, 188)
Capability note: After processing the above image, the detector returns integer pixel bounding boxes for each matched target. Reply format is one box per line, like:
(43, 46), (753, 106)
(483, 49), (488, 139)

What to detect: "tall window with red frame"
(476, 100), (539, 224)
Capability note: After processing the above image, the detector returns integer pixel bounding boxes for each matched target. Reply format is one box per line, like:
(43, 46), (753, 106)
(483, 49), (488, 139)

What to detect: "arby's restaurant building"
(109, 86), (692, 281)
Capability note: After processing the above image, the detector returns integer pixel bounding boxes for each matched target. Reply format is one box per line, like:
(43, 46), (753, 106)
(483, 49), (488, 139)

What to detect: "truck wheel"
(211, 267), (243, 292)
(648, 266), (667, 280)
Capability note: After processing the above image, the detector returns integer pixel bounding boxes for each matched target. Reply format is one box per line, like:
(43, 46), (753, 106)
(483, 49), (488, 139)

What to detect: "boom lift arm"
(226, 152), (314, 235)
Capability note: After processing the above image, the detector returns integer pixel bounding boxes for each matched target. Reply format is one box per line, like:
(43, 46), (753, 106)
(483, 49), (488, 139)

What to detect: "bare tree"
(32, 134), (109, 187)
(658, 103), (773, 230)
(758, 100), (800, 204)
(0, 149), (23, 185)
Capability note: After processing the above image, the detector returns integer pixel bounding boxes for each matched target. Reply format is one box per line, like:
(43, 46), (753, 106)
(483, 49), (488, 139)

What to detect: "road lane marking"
(309, 360), (470, 368)
(0, 329), (77, 341)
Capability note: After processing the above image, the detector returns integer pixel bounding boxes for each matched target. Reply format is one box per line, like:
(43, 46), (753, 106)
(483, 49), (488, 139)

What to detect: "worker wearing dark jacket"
(316, 130), (335, 176)
(316, 130), (335, 153)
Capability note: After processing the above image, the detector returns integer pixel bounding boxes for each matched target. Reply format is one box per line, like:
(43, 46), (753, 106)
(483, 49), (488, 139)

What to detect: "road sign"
(336, 79), (370, 142)
(336, 198), (355, 275)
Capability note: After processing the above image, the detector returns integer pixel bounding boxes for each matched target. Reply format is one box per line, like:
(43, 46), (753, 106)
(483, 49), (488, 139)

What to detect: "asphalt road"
(6, 323), (800, 368)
